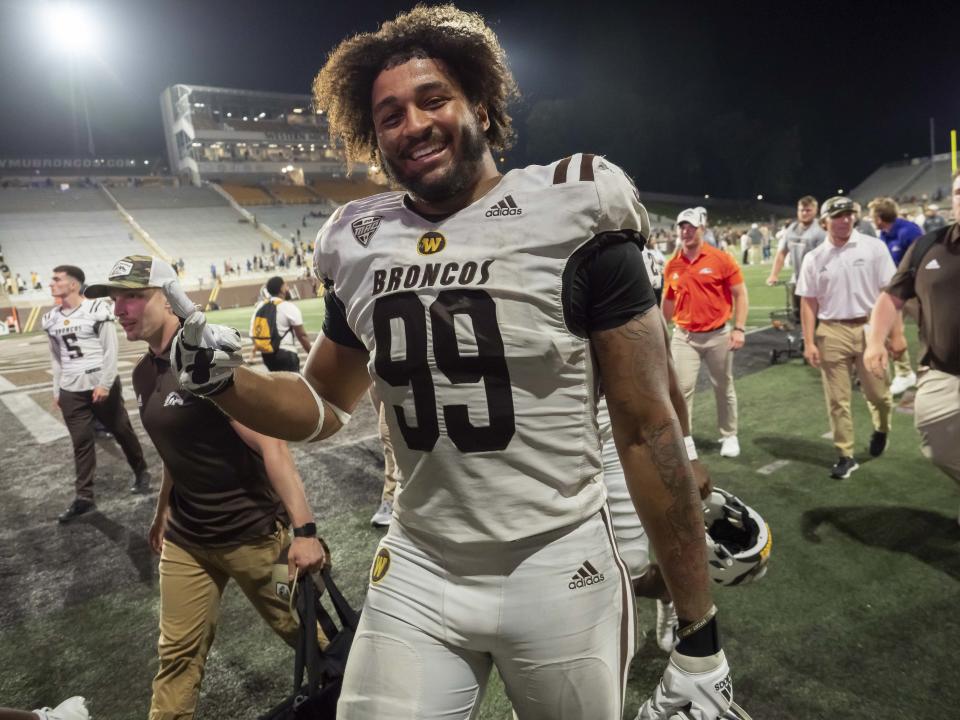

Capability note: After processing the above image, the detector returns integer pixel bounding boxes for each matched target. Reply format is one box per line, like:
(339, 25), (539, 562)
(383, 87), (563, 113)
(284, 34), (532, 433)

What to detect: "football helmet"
(702, 488), (771, 586)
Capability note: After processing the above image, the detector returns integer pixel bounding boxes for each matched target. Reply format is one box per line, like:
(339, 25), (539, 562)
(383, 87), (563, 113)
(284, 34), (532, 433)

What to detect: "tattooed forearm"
(592, 308), (712, 615)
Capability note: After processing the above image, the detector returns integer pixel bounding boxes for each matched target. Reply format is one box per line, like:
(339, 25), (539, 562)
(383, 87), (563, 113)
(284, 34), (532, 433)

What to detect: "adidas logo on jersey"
(568, 560), (605, 590)
(163, 391), (184, 407)
(485, 195), (522, 217)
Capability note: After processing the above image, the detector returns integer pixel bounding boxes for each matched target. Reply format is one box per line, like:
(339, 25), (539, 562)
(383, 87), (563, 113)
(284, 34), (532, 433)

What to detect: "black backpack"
(252, 299), (289, 354)
(259, 568), (360, 720)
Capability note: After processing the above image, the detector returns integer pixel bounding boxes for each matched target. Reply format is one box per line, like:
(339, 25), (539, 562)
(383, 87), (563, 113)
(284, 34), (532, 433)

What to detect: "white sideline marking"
(756, 459), (790, 475)
(0, 376), (68, 444)
(821, 430), (833, 439)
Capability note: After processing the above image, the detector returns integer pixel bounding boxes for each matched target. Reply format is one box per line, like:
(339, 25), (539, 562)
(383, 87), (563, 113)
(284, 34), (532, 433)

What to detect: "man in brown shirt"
(865, 170), (960, 522)
(84, 255), (326, 720)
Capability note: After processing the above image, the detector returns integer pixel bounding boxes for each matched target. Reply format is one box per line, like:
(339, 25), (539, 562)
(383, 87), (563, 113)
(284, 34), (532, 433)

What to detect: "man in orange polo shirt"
(663, 208), (750, 457)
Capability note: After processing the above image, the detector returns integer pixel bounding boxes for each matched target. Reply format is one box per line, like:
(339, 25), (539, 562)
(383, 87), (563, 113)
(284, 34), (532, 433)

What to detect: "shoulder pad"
(591, 156), (650, 240)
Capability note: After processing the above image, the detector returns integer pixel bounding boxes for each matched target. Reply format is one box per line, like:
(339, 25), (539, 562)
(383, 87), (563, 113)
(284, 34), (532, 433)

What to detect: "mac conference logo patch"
(417, 231), (446, 255)
(351, 216), (382, 247)
(371, 547), (391, 584)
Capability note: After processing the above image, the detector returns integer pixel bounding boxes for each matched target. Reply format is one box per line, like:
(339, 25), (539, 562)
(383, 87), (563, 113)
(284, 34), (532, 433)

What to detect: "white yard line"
(756, 459), (791, 475)
(0, 376), (68, 444)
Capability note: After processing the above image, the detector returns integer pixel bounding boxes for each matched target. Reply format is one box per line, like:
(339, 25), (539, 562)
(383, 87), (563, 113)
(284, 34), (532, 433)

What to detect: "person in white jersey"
(796, 197), (896, 479)
(166, 6), (747, 719)
(43, 264), (149, 523)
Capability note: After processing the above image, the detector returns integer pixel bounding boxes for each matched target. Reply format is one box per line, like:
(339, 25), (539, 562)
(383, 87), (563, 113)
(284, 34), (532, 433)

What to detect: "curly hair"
(313, 4), (519, 167)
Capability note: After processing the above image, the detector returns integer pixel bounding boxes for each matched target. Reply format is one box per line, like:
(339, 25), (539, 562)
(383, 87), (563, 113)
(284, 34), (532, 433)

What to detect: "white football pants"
(337, 510), (636, 720)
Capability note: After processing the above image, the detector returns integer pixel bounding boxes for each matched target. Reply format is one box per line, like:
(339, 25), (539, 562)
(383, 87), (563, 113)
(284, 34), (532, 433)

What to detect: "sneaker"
(868, 431), (888, 458)
(58, 499), (96, 524)
(830, 456), (859, 479)
(655, 599), (679, 653)
(719, 436), (741, 458)
(33, 696), (89, 720)
(889, 372), (917, 396)
(370, 499), (394, 528)
(131, 469), (151, 494)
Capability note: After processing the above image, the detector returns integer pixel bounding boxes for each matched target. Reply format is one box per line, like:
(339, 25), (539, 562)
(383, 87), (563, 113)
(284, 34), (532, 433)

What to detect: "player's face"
(952, 175), (960, 221)
(797, 203), (816, 224)
(49, 272), (74, 298)
(826, 212), (855, 242)
(112, 288), (167, 342)
(372, 57), (489, 203)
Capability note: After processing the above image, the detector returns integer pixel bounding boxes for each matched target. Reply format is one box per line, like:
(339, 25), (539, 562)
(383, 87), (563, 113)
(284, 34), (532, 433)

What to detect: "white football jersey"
(315, 153), (650, 543)
(42, 298), (115, 391)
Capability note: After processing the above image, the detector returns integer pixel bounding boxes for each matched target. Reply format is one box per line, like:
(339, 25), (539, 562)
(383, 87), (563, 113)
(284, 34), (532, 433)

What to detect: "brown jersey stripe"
(599, 505), (636, 717)
(553, 156), (572, 184)
(579, 153), (596, 182)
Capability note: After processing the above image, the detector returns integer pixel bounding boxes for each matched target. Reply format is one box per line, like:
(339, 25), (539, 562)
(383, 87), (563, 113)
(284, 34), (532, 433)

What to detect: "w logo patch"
(351, 216), (382, 247)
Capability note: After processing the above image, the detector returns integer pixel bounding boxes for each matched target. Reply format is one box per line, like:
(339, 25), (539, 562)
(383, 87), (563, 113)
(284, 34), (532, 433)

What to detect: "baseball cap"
(676, 208), (704, 227)
(820, 196), (858, 218)
(84, 255), (178, 298)
(927, 203), (939, 211)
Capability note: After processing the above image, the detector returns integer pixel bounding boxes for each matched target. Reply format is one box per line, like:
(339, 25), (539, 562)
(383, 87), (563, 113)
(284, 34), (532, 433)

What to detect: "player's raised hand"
(636, 649), (751, 720)
(161, 279), (243, 396)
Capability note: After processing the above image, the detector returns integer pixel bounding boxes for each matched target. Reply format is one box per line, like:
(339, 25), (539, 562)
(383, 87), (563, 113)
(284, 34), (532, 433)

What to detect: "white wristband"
(684, 435), (698, 461)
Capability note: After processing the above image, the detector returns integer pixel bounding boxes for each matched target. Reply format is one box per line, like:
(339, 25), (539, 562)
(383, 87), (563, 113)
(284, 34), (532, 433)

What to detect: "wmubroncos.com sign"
(0, 158), (153, 176)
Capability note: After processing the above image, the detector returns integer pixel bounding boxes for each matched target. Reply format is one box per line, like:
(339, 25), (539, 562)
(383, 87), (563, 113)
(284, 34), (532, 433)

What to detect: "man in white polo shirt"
(797, 196), (896, 479)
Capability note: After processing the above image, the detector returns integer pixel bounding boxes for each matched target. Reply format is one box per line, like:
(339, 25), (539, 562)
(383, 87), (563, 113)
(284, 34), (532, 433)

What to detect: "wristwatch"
(293, 522), (317, 538)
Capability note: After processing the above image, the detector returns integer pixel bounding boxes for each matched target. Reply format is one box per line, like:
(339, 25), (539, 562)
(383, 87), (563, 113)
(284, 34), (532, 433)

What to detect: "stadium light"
(704, 194), (710, 199)
(837, 188), (844, 194)
(756, 194), (764, 201)
(41, 2), (99, 56)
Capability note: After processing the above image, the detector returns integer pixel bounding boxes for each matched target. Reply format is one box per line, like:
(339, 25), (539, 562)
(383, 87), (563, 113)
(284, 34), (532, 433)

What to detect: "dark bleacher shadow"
(801, 505), (960, 581)
(753, 434), (828, 467)
(85, 512), (155, 585)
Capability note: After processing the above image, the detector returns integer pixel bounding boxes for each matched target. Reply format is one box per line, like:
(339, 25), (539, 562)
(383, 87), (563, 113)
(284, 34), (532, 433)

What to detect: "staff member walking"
(43, 264), (149, 523)
(84, 256), (326, 720)
(866, 171), (960, 520)
(797, 197), (896, 479)
(868, 197), (923, 395)
(766, 196), (826, 322)
(663, 208), (749, 457)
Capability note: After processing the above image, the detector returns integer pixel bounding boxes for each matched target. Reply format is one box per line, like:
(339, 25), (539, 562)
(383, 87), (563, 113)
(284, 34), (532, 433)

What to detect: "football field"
(1, 267), (958, 719)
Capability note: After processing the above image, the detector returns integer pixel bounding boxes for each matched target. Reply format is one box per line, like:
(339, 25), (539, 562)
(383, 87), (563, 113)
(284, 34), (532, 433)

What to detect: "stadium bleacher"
(0, 205), (153, 296)
(248, 205), (332, 236)
(108, 185), (228, 210)
(219, 183), (274, 206)
(123, 205), (271, 281)
(311, 178), (386, 203)
(266, 183), (320, 204)
(0, 187), (113, 214)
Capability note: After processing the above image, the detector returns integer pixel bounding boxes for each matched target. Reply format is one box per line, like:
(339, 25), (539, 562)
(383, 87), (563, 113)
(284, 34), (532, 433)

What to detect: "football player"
(168, 6), (744, 718)
(43, 265), (149, 523)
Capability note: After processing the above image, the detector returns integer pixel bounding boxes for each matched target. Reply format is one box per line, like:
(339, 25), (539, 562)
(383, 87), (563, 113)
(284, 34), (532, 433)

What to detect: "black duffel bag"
(259, 567), (360, 719)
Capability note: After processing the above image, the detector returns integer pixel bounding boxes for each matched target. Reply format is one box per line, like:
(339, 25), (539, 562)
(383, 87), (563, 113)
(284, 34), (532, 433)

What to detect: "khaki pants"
(671, 327), (738, 438)
(150, 527), (297, 720)
(815, 320), (892, 456)
(893, 347), (913, 379)
(914, 369), (960, 485)
(369, 389), (400, 503)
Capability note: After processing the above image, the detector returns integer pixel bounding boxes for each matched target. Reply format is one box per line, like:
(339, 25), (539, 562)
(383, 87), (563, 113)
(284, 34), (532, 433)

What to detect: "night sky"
(0, 0), (956, 202)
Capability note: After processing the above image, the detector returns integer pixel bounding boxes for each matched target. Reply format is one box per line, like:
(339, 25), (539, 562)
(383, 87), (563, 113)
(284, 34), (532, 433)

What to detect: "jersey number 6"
(373, 289), (516, 453)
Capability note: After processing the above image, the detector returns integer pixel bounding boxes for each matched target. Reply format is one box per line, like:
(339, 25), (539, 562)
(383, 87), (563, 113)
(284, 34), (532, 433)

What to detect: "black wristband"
(733, 326), (745, 333)
(293, 522), (317, 538)
(676, 614), (722, 657)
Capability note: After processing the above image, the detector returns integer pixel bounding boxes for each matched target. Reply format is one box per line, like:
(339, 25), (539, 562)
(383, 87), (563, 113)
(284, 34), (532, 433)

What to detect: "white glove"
(172, 309), (243, 396)
(33, 695), (90, 720)
(637, 649), (750, 720)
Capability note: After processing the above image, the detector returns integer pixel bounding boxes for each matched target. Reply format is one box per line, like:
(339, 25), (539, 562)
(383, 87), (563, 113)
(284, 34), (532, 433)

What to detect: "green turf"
(206, 297), (326, 334)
